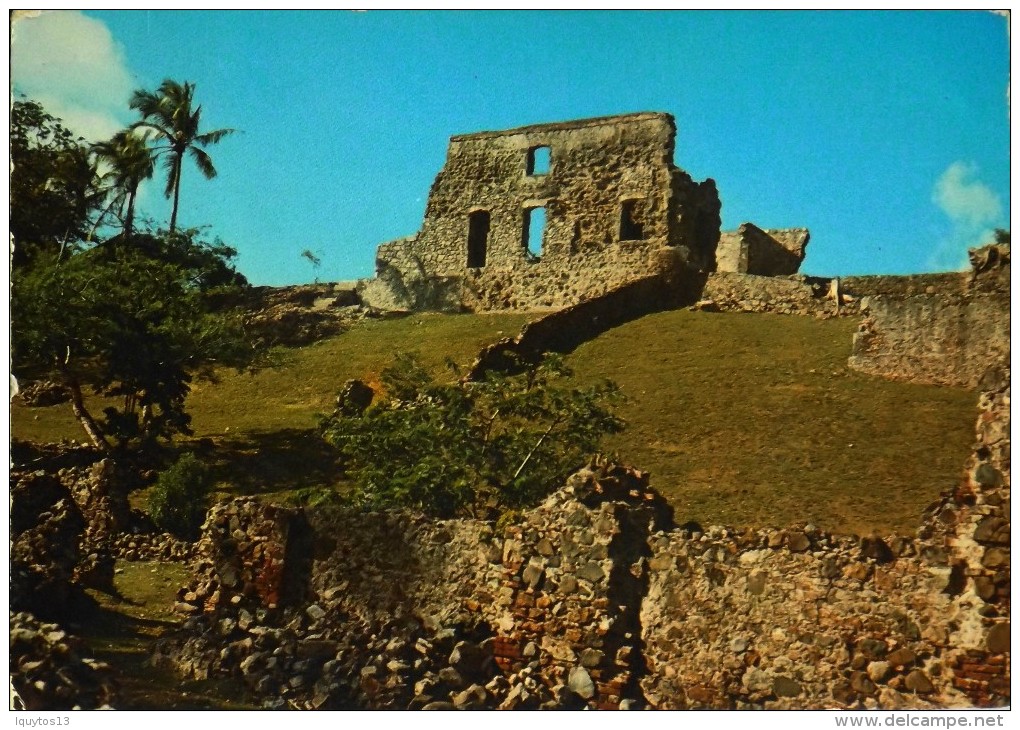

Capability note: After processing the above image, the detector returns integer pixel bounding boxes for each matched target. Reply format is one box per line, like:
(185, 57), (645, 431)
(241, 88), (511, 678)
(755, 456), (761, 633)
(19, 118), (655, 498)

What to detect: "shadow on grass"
(196, 427), (344, 499)
(76, 599), (178, 643)
(77, 588), (257, 710)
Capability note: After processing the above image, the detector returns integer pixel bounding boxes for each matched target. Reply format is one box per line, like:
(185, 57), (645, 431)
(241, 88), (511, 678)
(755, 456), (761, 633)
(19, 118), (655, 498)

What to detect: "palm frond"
(189, 147), (217, 179)
(195, 128), (236, 146)
(130, 120), (173, 142)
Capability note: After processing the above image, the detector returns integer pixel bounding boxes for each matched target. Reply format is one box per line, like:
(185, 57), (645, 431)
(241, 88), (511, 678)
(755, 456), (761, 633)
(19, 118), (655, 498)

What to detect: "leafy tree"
(994, 228), (1010, 245)
(10, 99), (104, 267)
(91, 129), (155, 239)
(321, 354), (624, 517)
(129, 79), (235, 233)
(12, 229), (253, 451)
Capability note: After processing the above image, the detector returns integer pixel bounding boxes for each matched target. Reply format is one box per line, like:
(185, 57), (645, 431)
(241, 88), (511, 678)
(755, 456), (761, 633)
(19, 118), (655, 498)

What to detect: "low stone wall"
(844, 245), (1008, 388)
(840, 272), (968, 299)
(698, 271), (844, 317)
(467, 269), (702, 379)
(848, 294), (1009, 388)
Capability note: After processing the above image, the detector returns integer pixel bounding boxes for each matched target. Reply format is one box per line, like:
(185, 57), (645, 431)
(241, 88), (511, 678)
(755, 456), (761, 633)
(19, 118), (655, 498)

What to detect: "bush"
(321, 353), (624, 517)
(147, 453), (212, 539)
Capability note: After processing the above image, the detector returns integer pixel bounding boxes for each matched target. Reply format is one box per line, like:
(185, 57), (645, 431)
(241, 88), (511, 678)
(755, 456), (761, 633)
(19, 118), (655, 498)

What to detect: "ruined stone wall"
(639, 365), (1008, 709)
(698, 271), (849, 317)
(158, 367), (1009, 709)
(715, 223), (810, 276)
(847, 245), (1010, 388)
(467, 269), (705, 380)
(840, 272), (969, 300)
(848, 293), (1009, 388)
(367, 113), (720, 311)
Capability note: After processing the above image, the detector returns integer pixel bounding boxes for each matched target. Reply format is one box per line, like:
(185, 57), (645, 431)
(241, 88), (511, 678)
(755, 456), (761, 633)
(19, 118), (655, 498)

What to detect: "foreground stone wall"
(364, 113), (721, 312)
(156, 367), (1009, 710)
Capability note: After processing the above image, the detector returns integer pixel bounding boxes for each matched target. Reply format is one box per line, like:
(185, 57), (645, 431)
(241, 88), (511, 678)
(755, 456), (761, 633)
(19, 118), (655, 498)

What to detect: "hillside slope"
(562, 309), (975, 534)
(12, 309), (975, 534)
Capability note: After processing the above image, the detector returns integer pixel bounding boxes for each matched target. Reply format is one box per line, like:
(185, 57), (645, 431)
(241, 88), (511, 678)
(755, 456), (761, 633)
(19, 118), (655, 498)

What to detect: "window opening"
(523, 207), (546, 259)
(527, 146), (551, 176)
(620, 199), (644, 241)
(467, 210), (490, 268)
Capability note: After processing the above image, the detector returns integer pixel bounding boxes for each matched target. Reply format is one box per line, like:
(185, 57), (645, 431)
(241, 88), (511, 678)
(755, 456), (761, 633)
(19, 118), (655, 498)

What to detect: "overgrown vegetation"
(12, 232), (253, 451)
(321, 353), (623, 517)
(147, 453), (212, 539)
(11, 89), (251, 453)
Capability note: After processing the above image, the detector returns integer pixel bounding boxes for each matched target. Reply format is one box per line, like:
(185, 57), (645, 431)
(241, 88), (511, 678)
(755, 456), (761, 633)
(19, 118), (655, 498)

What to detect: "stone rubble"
(14, 378), (70, 407)
(10, 612), (117, 710)
(240, 282), (382, 348)
(10, 471), (88, 618)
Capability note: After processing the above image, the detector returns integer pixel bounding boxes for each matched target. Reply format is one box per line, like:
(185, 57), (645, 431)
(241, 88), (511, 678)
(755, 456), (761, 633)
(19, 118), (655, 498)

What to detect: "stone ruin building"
(715, 223), (810, 276)
(360, 112), (729, 311)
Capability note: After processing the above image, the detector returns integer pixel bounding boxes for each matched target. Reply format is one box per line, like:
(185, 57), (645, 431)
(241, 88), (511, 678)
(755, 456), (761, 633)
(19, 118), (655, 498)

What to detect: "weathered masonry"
(359, 113), (722, 311)
(715, 223), (810, 276)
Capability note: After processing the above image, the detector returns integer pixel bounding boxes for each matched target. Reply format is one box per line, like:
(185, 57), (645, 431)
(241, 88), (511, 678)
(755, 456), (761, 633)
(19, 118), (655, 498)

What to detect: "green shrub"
(321, 352), (623, 517)
(148, 452), (211, 539)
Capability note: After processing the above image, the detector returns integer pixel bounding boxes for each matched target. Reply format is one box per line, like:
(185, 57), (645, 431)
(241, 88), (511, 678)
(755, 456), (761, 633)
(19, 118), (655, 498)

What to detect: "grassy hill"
(11, 309), (976, 535)
(562, 310), (974, 535)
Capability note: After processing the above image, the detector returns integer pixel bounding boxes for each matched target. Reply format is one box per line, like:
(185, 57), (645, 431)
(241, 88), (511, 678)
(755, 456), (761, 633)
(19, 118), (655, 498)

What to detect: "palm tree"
(91, 129), (154, 239)
(129, 79), (234, 233)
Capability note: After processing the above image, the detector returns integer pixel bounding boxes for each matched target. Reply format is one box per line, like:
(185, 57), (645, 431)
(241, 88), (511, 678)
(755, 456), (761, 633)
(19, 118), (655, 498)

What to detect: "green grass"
(12, 311), (533, 440)
(12, 309), (976, 535)
(563, 309), (975, 535)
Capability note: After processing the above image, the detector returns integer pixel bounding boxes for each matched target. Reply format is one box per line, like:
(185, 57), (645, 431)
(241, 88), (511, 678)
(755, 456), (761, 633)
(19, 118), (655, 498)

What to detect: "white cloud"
(928, 161), (1004, 270)
(933, 161), (1002, 226)
(11, 11), (136, 142)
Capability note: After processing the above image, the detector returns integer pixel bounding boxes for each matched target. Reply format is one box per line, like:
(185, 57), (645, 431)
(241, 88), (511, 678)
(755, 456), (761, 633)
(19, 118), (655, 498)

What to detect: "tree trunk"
(510, 417), (562, 484)
(61, 370), (111, 453)
(125, 188), (136, 239)
(169, 154), (182, 233)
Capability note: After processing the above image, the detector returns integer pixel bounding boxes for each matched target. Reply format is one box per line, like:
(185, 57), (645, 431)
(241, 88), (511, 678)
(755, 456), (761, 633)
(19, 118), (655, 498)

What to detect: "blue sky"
(10, 10), (1011, 286)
